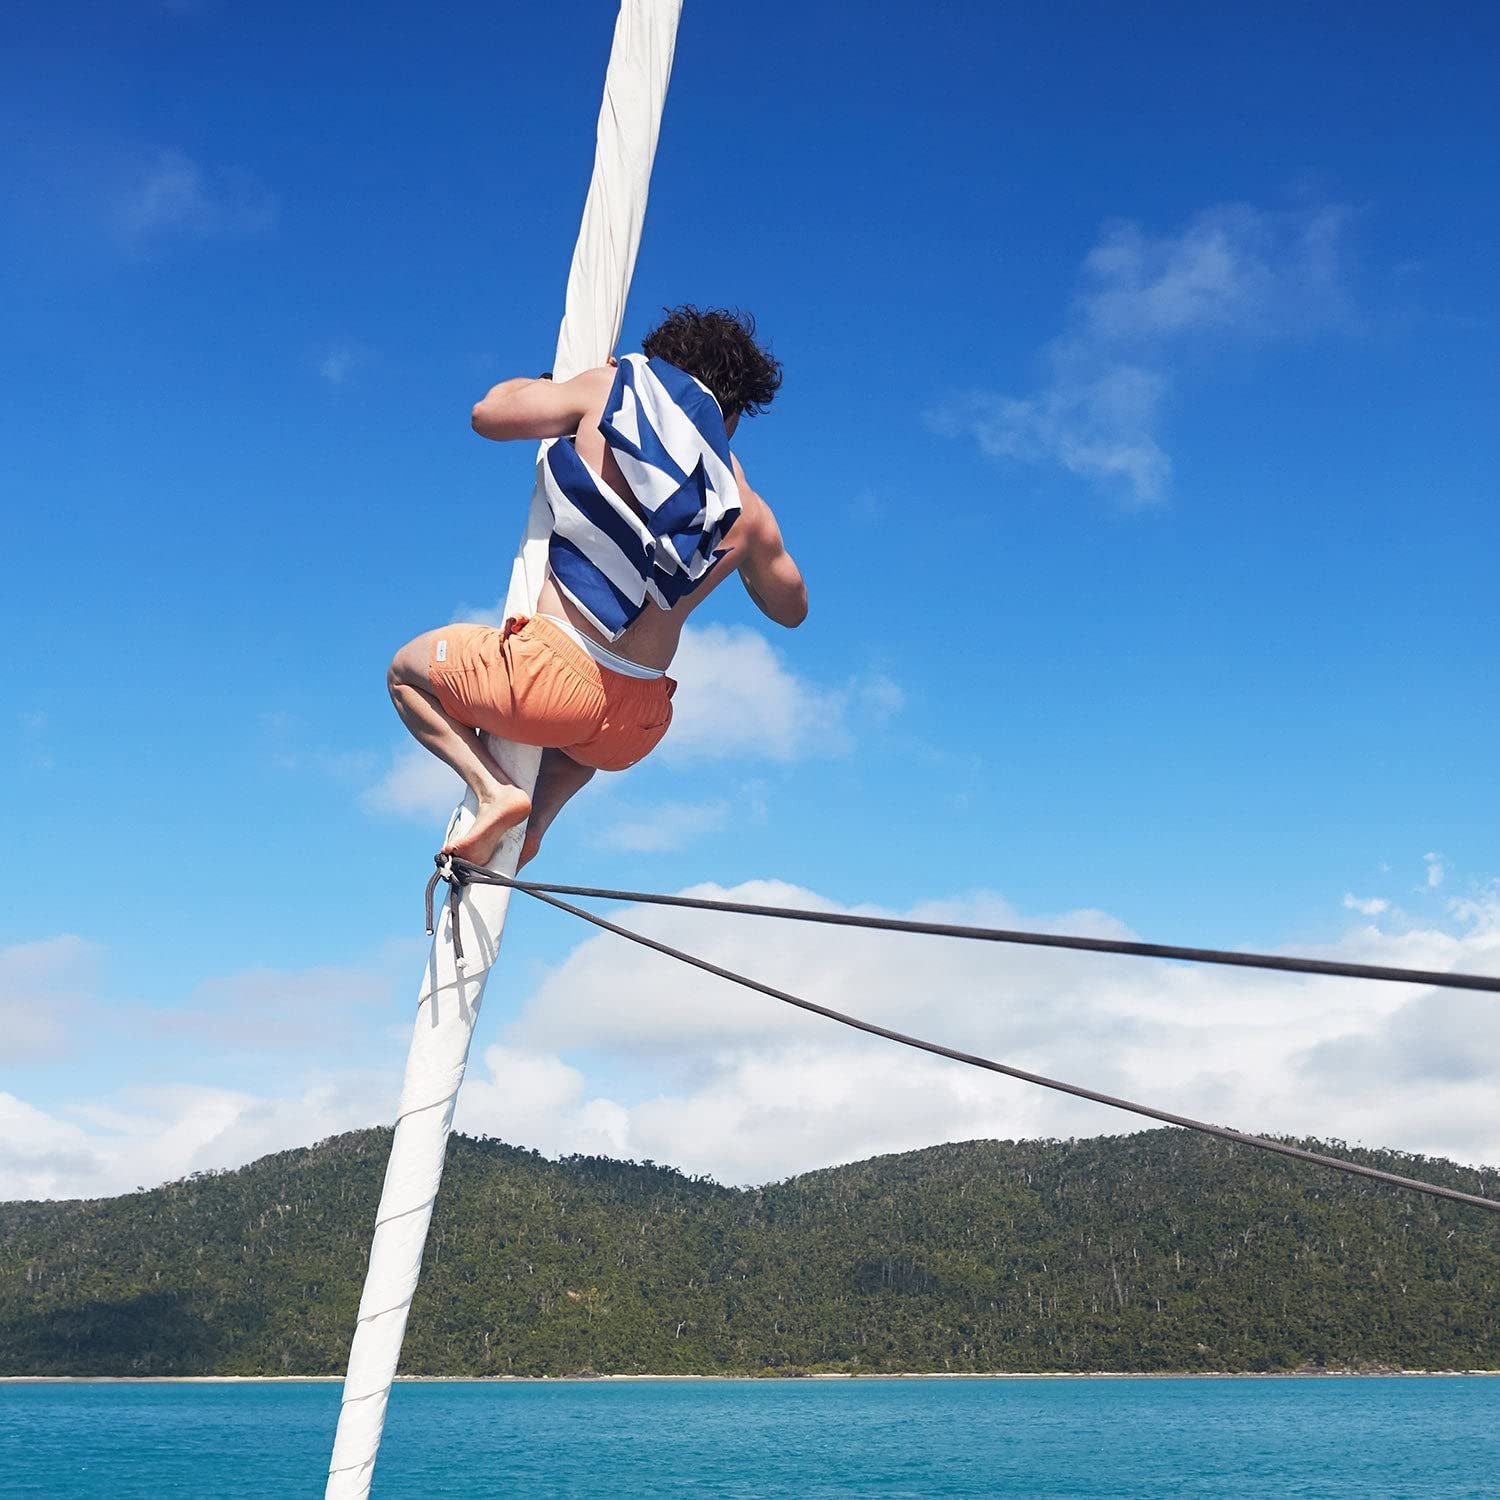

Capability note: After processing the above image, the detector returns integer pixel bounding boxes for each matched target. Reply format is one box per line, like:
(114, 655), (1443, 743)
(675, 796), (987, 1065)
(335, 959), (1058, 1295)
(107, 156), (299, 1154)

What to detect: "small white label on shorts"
(435, 639), (448, 663)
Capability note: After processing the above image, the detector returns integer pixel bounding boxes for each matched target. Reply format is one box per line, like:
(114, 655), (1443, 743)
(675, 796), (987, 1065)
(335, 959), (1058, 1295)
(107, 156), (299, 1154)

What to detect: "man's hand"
(471, 366), (614, 441)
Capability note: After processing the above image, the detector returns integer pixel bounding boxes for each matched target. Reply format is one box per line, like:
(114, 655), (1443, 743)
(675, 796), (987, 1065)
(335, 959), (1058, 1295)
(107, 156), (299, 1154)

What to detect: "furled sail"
(325, 6), (683, 1494)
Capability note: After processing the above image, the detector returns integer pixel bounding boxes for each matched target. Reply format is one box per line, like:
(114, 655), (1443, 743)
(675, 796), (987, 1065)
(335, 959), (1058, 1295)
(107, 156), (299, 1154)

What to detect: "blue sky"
(3, 0), (1497, 1199)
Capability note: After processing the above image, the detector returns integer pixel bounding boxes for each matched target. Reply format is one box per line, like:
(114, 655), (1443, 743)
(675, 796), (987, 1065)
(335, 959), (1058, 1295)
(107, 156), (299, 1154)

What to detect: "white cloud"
(853, 673), (905, 718)
(0, 1078), (394, 1203)
(15, 709), (55, 771)
(1342, 894), (1390, 917)
(934, 359), (1170, 503)
(156, 952), (415, 1055)
(455, 1042), (1021, 1190)
(929, 201), (1353, 504)
(1425, 852), (1446, 889)
(364, 745), (464, 820)
(113, 148), (276, 250)
(0, 943), (417, 1200)
(317, 339), (373, 387)
(663, 624), (859, 763)
(457, 1048), (630, 1161)
(597, 799), (730, 853)
(260, 710), (378, 781)
(1075, 204), (1350, 341)
(0, 936), (103, 1065)
(0, 1094), (104, 1200)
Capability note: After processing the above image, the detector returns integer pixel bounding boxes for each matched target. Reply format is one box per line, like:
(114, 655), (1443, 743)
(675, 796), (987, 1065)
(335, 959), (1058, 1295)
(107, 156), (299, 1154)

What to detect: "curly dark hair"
(641, 306), (782, 420)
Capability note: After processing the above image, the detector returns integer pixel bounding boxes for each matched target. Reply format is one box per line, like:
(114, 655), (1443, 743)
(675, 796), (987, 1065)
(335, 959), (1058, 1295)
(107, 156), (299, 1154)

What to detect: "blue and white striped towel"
(542, 353), (741, 640)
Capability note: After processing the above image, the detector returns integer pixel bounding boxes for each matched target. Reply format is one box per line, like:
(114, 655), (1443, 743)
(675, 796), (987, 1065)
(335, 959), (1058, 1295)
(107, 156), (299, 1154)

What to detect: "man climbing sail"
(388, 306), (807, 868)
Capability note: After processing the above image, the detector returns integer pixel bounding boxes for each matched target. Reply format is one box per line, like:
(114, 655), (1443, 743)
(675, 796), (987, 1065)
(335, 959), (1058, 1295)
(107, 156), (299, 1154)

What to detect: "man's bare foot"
(444, 785), (532, 867)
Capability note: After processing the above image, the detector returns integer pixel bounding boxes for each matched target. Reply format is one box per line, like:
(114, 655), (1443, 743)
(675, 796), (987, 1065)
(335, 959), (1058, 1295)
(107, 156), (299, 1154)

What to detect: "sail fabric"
(543, 354), (740, 639)
(325, 5), (683, 1497)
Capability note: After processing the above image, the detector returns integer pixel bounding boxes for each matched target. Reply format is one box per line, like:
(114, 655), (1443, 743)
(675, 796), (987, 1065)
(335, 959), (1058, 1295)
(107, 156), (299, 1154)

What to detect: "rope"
(428, 857), (1500, 1214)
(441, 862), (1500, 994)
(423, 855), (468, 968)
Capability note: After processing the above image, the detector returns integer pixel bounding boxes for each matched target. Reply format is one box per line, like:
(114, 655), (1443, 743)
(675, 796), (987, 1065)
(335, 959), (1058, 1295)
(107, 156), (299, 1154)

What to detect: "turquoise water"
(2, 1377), (1496, 1498)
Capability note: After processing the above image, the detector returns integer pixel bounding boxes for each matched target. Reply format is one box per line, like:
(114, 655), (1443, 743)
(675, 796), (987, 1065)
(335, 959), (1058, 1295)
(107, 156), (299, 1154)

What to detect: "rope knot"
(424, 853), (476, 970)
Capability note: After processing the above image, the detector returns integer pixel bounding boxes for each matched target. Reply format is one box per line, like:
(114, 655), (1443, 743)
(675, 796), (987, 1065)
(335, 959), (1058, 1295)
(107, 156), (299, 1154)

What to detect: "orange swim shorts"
(427, 616), (675, 773)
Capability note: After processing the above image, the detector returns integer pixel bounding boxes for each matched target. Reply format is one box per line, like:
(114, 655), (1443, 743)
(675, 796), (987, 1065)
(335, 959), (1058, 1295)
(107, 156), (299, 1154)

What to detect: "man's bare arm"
(471, 366), (612, 441)
(733, 460), (807, 628)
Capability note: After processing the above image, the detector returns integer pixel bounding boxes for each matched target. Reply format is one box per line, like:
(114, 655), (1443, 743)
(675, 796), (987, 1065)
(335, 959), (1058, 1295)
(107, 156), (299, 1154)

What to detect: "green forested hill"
(2, 1129), (1497, 1377)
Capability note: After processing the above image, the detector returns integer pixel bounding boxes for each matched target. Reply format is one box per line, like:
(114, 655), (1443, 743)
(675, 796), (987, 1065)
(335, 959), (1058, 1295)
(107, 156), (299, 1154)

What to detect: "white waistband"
(539, 615), (665, 680)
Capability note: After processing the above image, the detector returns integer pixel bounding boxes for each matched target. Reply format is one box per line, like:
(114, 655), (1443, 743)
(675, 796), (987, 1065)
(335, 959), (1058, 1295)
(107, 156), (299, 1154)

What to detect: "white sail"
(326, 5), (683, 1493)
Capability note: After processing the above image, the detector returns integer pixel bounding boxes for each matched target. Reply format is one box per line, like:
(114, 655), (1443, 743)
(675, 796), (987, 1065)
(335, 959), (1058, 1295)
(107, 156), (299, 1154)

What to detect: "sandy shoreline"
(5, 1369), (1498, 1384)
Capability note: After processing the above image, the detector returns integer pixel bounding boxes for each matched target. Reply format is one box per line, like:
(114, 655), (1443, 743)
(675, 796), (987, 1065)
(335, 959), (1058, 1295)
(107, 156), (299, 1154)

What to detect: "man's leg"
(387, 633), (531, 866)
(519, 748), (596, 868)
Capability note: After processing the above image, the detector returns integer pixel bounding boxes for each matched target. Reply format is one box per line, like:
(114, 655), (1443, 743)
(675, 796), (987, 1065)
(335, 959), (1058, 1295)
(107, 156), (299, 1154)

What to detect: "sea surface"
(1, 1376), (1496, 1498)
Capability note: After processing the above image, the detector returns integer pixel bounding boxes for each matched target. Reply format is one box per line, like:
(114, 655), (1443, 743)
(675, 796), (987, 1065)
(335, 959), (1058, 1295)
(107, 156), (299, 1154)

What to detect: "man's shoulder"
(577, 363), (619, 398)
(566, 364), (622, 430)
(730, 476), (777, 543)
